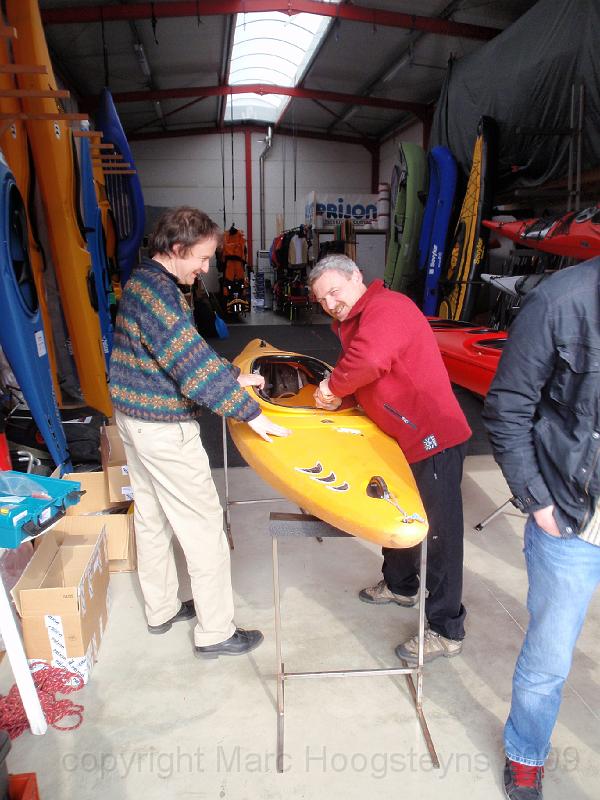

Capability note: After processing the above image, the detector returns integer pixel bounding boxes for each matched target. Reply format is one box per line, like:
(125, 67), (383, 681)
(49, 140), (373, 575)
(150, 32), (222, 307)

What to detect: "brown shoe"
(358, 579), (417, 607)
(395, 627), (463, 663)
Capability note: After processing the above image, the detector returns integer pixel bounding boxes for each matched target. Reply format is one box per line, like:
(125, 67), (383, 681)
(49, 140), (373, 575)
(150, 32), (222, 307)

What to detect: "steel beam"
(42, 2), (500, 41)
(100, 83), (428, 117)
(128, 122), (375, 151)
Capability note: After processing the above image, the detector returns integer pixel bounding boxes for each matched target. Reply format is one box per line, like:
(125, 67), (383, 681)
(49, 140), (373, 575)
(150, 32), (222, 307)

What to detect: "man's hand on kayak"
(247, 413), (291, 442)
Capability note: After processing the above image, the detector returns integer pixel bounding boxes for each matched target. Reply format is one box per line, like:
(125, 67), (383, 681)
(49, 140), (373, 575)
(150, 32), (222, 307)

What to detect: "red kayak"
(429, 318), (506, 397)
(483, 205), (600, 260)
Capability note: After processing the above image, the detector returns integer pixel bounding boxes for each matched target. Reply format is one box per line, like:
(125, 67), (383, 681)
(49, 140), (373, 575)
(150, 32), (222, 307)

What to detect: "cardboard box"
(12, 530), (109, 683)
(63, 472), (136, 573)
(100, 425), (133, 503)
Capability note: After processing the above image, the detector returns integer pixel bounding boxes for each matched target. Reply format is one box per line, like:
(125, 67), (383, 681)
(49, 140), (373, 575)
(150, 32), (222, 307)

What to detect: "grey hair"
(308, 254), (360, 286)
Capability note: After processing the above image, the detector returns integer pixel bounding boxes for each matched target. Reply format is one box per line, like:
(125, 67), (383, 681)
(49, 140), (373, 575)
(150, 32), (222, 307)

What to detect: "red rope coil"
(0, 662), (85, 738)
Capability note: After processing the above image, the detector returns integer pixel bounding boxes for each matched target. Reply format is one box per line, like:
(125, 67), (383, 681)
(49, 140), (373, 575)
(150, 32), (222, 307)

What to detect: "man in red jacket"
(309, 254), (471, 662)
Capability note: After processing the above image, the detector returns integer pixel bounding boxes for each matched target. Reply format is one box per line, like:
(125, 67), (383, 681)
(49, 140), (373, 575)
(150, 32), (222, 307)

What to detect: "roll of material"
(377, 198), (390, 216)
(378, 212), (390, 231)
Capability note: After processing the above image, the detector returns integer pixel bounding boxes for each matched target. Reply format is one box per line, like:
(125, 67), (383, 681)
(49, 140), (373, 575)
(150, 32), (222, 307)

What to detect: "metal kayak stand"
(221, 418), (439, 772)
(269, 511), (439, 773)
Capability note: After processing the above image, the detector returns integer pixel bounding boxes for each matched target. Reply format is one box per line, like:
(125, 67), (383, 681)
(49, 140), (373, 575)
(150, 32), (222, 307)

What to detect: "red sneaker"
(503, 757), (544, 799)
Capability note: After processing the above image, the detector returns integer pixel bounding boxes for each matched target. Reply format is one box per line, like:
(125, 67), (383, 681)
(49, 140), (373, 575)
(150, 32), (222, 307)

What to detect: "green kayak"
(384, 142), (427, 298)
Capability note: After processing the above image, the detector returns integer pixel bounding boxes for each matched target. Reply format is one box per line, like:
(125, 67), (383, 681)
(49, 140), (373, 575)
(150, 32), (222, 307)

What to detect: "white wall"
(131, 132), (373, 266)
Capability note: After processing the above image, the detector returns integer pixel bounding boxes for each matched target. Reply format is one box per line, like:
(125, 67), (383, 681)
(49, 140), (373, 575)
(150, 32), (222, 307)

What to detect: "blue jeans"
(505, 517), (600, 766)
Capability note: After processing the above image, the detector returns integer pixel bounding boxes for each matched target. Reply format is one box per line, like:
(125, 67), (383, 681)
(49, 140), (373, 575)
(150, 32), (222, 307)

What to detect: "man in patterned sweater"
(110, 207), (289, 659)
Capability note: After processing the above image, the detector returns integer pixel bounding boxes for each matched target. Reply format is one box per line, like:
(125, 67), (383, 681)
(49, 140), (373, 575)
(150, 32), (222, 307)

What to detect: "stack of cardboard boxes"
(10, 424), (135, 682)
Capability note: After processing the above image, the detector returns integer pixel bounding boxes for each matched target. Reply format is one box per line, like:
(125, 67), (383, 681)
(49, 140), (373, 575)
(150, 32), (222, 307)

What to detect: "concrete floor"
(1, 456), (598, 799)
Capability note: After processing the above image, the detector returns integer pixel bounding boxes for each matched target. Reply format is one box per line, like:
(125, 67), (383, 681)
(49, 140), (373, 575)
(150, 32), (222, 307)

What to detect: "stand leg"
(0, 577), (47, 735)
(404, 535), (439, 767)
(474, 497), (516, 531)
(272, 538), (285, 772)
(222, 417), (234, 549)
(416, 535), (427, 709)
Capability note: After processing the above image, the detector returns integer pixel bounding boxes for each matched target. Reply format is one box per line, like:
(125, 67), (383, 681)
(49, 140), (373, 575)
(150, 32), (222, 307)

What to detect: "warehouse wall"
(130, 132), (373, 268)
(378, 120), (424, 189)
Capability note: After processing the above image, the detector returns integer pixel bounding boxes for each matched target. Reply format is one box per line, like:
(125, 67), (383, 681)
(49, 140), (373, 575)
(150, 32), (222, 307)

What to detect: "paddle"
(198, 276), (229, 339)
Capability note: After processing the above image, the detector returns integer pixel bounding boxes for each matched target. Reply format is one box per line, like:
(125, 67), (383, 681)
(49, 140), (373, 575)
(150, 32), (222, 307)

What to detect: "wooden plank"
(0, 64), (47, 75)
(0, 88), (69, 99)
(0, 112), (87, 121)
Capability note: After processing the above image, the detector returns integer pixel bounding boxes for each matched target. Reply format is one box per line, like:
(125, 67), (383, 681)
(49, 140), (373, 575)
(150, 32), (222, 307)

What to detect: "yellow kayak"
(8, 0), (112, 416)
(0, 39), (62, 405)
(229, 339), (428, 549)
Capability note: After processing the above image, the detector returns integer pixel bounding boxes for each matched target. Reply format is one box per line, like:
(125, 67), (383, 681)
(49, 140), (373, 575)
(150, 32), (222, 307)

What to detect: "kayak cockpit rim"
(249, 353), (342, 410)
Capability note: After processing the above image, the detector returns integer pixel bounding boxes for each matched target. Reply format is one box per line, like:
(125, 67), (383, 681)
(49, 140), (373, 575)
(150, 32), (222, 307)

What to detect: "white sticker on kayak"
(335, 428), (363, 436)
(121, 466), (129, 475)
(35, 330), (47, 357)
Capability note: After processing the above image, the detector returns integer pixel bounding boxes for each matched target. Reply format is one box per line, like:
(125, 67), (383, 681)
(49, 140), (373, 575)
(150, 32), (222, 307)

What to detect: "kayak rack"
(221, 419), (438, 772)
(269, 512), (438, 773)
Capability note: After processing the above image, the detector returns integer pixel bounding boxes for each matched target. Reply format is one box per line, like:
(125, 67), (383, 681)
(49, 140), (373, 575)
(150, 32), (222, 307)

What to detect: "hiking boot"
(358, 579), (417, 607)
(395, 627), (463, 663)
(503, 757), (544, 799)
(147, 600), (195, 634)
(194, 628), (264, 659)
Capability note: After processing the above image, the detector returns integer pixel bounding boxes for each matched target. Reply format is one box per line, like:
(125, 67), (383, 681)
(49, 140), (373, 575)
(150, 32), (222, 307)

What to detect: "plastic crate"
(8, 773), (39, 800)
(0, 472), (82, 548)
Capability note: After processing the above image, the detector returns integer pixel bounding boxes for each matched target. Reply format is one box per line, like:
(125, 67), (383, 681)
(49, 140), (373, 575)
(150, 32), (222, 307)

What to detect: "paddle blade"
(214, 314), (229, 339)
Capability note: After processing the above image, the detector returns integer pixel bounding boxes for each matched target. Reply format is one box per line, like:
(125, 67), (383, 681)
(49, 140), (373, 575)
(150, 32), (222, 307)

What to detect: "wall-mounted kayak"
(79, 125), (114, 368)
(7, 0), (112, 417)
(94, 88), (145, 285)
(429, 318), (506, 397)
(483, 205), (600, 260)
(0, 38), (62, 405)
(228, 339), (428, 549)
(438, 116), (497, 321)
(91, 141), (120, 302)
(418, 146), (458, 315)
(0, 155), (71, 473)
(384, 142), (427, 299)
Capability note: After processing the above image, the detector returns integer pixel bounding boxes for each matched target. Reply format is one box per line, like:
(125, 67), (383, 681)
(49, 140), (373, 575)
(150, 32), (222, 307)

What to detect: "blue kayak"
(0, 154), (71, 473)
(79, 127), (113, 367)
(418, 146), (457, 315)
(94, 88), (145, 285)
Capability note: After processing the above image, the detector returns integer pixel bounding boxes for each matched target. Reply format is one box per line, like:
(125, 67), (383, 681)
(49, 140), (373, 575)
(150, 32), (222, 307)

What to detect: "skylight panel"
(226, 3), (340, 123)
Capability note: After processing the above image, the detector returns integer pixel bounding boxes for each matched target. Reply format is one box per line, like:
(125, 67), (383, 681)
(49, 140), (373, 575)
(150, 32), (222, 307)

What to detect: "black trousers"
(382, 442), (467, 641)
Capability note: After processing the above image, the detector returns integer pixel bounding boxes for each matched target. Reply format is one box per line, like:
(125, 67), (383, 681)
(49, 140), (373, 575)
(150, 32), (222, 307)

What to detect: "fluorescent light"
(382, 51), (412, 84)
(134, 43), (152, 79)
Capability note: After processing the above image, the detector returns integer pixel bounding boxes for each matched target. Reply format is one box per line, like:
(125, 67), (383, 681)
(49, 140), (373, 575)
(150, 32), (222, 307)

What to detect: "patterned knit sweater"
(109, 258), (260, 423)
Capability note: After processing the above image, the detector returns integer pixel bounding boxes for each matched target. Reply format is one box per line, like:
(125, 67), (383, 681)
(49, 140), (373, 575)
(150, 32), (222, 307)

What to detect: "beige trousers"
(115, 411), (236, 646)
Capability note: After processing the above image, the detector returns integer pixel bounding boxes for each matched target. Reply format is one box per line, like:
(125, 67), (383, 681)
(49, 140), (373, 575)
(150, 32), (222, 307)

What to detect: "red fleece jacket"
(328, 280), (471, 463)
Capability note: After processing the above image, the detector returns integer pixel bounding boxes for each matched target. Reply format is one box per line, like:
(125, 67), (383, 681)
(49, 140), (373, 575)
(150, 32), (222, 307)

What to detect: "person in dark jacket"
(110, 206), (290, 659)
(483, 257), (600, 800)
(309, 254), (471, 663)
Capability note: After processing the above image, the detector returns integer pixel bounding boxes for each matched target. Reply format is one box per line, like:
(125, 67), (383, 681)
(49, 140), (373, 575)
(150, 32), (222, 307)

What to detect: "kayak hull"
(483, 206), (600, 260)
(429, 318), (505, 397)
(229, 340), (428, 548)
(0, 158), (71, 472)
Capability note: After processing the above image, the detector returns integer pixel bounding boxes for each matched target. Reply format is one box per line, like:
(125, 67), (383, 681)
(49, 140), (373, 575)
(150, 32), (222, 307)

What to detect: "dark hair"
(148, 206), (222, 257)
